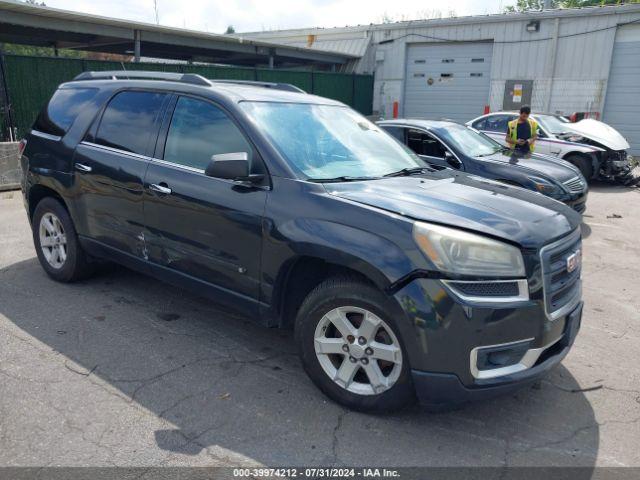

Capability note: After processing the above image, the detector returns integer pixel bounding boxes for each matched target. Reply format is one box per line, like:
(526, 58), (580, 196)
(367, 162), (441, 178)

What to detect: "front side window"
(34, 87), (98, 137)
(407, 130), (447, 158)
(95, 91), (166, 156)
(435, 124), (502, 158)
(240, 102), (422, 180)
(536, 115), (571, 135)
(164, 97), (252, 170)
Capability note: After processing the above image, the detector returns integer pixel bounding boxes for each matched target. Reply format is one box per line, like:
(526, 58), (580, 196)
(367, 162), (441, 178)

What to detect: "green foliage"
(505, 0), (638, 12)
(225, 25), (236, 34)
(1, 43), (86, 58)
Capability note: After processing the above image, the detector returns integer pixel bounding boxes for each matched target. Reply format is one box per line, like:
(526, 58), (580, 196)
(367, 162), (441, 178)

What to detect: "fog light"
(475, 340), (531, 371)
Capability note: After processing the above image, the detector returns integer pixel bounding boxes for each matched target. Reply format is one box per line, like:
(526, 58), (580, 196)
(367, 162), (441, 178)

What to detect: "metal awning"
(0, 0), (356, 67)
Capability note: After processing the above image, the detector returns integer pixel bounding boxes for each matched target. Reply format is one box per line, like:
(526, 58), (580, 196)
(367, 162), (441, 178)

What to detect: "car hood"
(325, 172), (581, 249)
(563, 119), (630, 151)
(479, 150), (581, 182)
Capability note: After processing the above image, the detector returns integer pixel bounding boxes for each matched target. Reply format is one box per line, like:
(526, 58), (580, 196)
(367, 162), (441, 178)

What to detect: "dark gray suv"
(20, 71), (583, 412)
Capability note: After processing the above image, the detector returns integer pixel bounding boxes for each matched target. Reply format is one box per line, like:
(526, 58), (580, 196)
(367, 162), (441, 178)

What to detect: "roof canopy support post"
(0, 48), (15, 142)
(134, 29), (141, 62)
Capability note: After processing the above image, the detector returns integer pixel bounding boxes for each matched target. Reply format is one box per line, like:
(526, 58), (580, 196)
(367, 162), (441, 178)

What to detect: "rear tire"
(32, 197), (94, 282)
(565, 154), (593, 181)
(295, 276), (415, 413)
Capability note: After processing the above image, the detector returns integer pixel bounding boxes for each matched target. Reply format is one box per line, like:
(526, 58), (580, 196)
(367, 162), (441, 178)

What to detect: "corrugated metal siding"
(403, 42), (493, 122)
(270, 8), (639, 120)
(1, 55), (374, 137)
(603, 25), (640, 155)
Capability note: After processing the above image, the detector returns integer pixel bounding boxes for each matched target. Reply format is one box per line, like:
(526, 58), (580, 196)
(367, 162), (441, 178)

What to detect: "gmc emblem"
(566, 249), (582, 273)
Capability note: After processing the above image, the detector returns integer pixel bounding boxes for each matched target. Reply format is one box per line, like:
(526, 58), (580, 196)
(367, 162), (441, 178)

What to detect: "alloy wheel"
(39, 212), (67, 269)
(314, 306), (403, 395)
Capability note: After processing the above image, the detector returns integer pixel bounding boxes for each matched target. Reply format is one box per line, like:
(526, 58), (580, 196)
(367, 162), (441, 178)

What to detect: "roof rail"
(209, 79), (306, 93)
(72, 71), (212, 86)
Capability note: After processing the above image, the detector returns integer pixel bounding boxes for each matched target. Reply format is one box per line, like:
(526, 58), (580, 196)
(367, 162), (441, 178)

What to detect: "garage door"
(403, 42), (493, 123)
(603, 26), (640, 155)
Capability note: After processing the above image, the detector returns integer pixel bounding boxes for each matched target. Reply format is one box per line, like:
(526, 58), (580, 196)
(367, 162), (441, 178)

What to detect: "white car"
(467, 112), (637, 184)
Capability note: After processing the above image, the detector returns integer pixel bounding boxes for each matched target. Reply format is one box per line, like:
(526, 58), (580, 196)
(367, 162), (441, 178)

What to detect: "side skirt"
(79, 236), (270, 325)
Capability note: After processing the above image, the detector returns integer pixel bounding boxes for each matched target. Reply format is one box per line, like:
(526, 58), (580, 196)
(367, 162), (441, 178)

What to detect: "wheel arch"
(561, 151), (597, 179)
(273, 255), (387, 329)
(28, 184), (68, 221)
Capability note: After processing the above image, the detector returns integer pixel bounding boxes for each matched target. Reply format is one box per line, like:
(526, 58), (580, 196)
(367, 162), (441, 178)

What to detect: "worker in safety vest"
(506, 105), (538, 155)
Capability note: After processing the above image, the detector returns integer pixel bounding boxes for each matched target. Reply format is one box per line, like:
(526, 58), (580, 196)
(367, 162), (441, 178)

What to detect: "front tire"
(565, 154), (593, 181)
(32, 197), (94, 282)
(295, 276), (415, 412)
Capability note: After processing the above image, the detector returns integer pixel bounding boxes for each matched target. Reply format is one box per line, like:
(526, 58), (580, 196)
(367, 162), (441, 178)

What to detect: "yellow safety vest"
(508, 118), (538, 152)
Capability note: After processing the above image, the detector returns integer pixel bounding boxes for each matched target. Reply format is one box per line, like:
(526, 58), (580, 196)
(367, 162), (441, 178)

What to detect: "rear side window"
(163, 96), (252, 170)
(34, 87), (98, 137)
(483, 115), (515, 133)
(471, 118), (486, 130)
(95, 91), (166, 156)
(381, 126), (405, 143)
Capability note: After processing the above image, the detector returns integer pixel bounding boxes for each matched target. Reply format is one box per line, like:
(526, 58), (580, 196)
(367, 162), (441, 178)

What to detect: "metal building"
(246, 4), (640, 154)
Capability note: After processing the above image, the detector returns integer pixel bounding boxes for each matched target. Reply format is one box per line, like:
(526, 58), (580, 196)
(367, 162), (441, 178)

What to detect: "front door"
(142, 95), (267, 309)
(406, 129), (463, 171)
(73, 90), (168, 257)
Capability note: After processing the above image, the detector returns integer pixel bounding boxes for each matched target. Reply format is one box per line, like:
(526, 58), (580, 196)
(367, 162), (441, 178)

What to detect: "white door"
(404, 42), (493, 123)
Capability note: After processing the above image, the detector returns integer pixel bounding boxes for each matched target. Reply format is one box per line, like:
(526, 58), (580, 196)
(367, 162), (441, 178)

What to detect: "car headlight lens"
(533, 179), (563, 196)
(413, 222), (525, 277)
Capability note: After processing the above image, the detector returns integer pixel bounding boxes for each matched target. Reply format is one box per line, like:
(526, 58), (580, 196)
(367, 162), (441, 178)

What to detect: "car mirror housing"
(205, 152), (265, 186)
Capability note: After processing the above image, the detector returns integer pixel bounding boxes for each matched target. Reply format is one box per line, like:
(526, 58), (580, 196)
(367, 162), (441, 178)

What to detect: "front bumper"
(411, 302), (582, 408)
(556, 188), (588, 214)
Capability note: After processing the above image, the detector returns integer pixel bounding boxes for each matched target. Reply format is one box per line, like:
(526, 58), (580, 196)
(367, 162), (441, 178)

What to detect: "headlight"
(533, 179), (563, 196)
(413, 222), (525, 277)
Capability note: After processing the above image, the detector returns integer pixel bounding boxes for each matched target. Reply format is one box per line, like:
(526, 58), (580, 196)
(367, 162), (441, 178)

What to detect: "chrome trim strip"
(31, 130), (61, 142)
(80, 142), (207, 174)
(442, 279), (529, 304)
(149, 157), (205, 174)
(539, 229), (582, 321)
(79, 141), (149, 161)
(470, 336), (562, 380)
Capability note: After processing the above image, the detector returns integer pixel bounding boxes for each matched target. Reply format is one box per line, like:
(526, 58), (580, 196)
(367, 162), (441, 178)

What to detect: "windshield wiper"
(383, 166), (433, 177)
(308, 175), (380, 183)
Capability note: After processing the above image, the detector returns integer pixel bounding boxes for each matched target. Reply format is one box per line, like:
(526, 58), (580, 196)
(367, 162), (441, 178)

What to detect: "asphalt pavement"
(0, 184), (639, 467)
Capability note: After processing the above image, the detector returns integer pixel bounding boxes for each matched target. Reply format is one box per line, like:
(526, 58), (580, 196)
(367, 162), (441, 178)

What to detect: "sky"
(41, 0), (515, 33)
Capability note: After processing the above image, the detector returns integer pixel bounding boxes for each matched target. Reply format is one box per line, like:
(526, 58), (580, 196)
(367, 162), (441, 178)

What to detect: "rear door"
(142, 94), (267, 309)
(73, 90), (168, 258)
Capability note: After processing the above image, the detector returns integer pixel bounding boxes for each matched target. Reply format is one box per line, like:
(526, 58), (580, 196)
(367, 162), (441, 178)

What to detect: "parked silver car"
(468, 112), (638, 185)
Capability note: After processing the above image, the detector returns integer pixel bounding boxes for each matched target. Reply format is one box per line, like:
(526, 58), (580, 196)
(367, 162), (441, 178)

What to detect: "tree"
(225, 25), (236, 34)
(505, 0), (638, 12)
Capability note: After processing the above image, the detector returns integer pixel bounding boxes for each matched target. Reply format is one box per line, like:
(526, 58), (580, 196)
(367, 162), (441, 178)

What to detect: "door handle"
(150, 183), (172, 195)
(75, 163), (92, 173)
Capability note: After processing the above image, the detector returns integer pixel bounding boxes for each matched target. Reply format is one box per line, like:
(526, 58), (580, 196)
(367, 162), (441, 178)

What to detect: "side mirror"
(444, 151), (462, 169)
(205, 152), (264, 185)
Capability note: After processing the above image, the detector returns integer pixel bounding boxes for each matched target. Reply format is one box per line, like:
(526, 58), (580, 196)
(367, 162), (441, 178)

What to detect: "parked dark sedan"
(379, 119), (588, 214)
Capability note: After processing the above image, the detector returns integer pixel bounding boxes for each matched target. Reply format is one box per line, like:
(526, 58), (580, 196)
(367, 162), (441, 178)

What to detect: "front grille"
(563, 176), (586, 194)
(540, 229), (582, 320)
(448, 281), (520, 297)
(572, 201), (586, 214)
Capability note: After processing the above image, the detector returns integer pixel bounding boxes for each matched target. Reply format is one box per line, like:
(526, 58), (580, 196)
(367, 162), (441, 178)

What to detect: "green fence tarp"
(1, 55), (374, 138)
